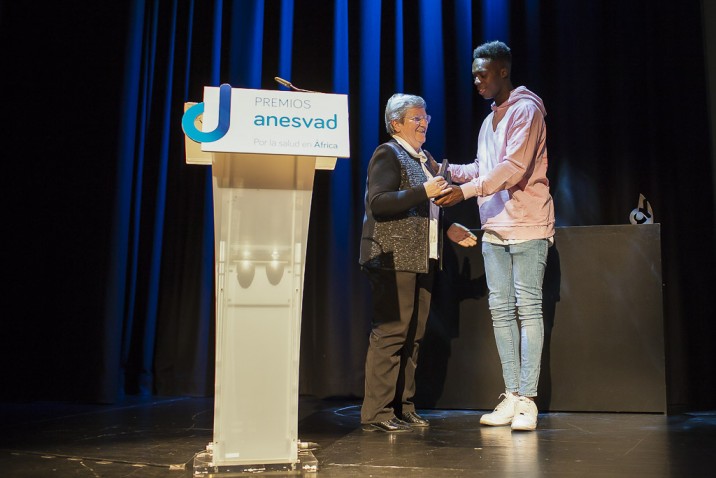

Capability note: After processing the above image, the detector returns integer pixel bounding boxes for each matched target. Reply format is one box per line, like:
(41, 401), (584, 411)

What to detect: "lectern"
(182, 85), (349, 475)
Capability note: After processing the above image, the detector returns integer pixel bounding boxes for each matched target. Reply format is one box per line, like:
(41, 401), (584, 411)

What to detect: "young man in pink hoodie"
(436, 40), (555, 431)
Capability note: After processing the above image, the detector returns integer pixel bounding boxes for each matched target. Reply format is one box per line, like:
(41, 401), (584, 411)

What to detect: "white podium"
(182, 85), (349, 475)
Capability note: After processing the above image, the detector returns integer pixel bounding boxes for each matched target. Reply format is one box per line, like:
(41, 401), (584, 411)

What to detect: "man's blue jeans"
(482, 239), (549, 397)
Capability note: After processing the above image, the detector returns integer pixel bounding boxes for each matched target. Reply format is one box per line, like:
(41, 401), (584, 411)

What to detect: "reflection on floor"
(1, 396), (715, 477)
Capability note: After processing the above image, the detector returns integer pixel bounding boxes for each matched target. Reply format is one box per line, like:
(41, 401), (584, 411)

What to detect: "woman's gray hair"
(384, 93), (426, 134)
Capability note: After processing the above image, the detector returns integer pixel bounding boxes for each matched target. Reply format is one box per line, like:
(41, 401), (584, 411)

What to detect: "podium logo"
(182, 83), (232, 143)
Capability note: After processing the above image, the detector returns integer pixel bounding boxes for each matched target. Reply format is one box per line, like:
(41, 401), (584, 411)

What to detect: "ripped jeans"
(482, 239), (549, 397)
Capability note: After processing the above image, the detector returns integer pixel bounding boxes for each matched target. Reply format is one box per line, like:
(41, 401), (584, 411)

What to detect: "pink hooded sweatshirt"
(450, 86), (555, 241)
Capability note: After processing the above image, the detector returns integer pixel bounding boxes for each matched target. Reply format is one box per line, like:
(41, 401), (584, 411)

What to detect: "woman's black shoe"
(362, 417), (413, 433)
(401, 411), (430, 427)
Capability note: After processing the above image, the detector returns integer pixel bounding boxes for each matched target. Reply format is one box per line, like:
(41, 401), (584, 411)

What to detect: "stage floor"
(1, 396), (714, 477)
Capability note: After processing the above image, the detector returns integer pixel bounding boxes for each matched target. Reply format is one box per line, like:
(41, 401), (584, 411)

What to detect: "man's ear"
(500, 67), (509, 79)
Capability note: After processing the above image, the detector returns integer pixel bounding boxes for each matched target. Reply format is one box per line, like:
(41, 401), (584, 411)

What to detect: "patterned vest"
(361, 142), (433, 273)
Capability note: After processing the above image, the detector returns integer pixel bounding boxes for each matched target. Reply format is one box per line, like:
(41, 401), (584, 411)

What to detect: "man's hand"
(447, 223), (477, 247)
(435, 186), (464, 207)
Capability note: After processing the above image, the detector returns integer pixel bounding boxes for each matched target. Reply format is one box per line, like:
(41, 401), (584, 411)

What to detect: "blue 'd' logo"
(182, 83), (232, 143)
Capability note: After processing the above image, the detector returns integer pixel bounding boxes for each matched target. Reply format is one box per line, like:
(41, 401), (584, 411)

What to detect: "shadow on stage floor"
(1, 396), (715, 477)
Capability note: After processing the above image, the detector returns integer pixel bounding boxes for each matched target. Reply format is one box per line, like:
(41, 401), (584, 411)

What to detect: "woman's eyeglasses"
(406, 115), (431, 124)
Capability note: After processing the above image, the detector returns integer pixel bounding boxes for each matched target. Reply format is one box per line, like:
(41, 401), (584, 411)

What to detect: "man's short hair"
(473, 40), (512, 67)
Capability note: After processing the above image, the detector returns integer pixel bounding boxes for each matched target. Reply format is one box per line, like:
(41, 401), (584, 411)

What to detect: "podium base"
(192, 443), (318, 476)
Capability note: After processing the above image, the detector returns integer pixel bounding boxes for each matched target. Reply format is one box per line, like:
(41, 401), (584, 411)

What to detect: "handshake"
(430, 159), (464, 207)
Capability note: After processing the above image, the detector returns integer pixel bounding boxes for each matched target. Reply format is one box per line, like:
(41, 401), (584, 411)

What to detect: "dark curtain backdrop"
(2, 1), (714, 410)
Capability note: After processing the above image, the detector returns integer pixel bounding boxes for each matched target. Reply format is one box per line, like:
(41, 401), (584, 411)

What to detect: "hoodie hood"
(492, 86), (547, 117)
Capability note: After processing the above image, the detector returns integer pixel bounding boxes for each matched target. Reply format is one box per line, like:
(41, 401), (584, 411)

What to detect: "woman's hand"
(424, 175), (452, 199)
(447, 223), (477, 247)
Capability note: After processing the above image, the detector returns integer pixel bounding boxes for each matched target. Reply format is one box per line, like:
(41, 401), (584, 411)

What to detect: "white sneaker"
(511, 397), (538, 431)
(480, 392), (519, 426)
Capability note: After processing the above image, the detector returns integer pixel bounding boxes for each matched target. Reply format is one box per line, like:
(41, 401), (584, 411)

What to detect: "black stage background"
(1, 1), (714, 412)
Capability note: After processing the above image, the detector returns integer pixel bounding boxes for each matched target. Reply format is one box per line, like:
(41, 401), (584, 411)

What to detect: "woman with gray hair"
(358, 93), (451, 432)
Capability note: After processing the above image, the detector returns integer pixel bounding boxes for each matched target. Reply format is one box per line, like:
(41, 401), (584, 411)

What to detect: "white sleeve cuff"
(460, 182), (478, 199)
